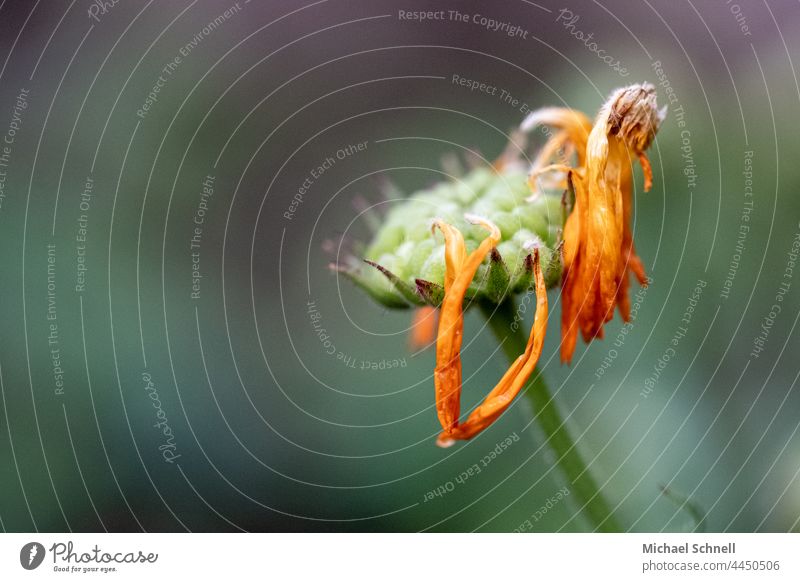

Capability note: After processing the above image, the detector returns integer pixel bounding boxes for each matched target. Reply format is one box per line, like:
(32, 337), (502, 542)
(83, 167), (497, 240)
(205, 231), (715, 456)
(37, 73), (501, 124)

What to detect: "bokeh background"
(0, 0), (799, 532)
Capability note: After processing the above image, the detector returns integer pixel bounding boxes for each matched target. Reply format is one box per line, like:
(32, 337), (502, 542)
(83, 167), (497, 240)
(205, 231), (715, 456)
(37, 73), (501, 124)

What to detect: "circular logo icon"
(20, 542), (45, 570)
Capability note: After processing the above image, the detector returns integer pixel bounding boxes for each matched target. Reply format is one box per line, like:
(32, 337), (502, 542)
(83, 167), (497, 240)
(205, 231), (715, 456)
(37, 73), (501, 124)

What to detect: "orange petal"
(437, 249), (548, 445)
(433, 220), (467, 292)
(409, 306), (438, 350)
(520, 107), (593, 159)
(555, 86), (659, 363)
(433, 217), (500, 434)
(638, 152), (653, 192)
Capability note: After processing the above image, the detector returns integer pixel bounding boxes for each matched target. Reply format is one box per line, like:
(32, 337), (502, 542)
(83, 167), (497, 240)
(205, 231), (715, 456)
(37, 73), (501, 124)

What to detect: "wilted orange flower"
(410, 85), (662, 445)
(432, 215), (548, 447)
(523, 83), (664, 363)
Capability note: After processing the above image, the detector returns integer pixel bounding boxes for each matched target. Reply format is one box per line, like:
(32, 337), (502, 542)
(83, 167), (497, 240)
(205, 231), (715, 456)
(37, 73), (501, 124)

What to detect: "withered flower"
(338, 83), (662, 444)
(523, 83), (664, 363)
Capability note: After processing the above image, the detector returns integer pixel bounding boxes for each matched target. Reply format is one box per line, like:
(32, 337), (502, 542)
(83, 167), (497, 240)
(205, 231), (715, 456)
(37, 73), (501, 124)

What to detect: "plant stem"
(479, 299), (622, 532)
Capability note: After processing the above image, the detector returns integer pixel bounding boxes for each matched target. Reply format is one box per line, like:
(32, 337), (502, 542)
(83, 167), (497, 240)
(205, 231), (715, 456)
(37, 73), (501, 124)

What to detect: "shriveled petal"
(433, 217), (501, 433)
(558, 85), (661, 363)
(437, 249), (548, 446)
(432, 219), (468, 292)
(520, 107), (593, 154)
(521, 107), (594, 198)
(638, 152), (654, 192)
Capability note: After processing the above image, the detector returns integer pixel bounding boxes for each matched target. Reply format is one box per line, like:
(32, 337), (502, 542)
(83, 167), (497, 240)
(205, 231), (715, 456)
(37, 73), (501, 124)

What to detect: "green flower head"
(336, 164), (564, 309)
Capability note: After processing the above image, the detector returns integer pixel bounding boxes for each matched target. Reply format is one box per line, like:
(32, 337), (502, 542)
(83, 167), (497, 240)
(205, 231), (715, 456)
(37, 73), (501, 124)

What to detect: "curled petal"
(432, 219), (467, 292)
(638, 152), (654, 192)
(558, 85), (661, 363)
(521, 107), (594, 197)
(433, 217), (500, 433)
(520, 107), (593, 153)
(437, 249), (548, 446)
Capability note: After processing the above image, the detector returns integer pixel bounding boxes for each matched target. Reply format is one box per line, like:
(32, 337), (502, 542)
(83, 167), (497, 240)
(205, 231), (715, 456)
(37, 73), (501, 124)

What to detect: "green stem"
(479, 299), (622, 532)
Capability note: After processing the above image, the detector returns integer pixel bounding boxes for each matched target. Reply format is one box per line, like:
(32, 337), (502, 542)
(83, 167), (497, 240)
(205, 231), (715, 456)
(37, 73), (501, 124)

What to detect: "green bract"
(338, 167), (564, 308)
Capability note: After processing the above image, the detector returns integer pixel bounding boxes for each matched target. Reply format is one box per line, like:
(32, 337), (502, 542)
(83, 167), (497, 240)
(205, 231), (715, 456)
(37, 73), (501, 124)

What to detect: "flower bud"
(337, 167), (563, 308)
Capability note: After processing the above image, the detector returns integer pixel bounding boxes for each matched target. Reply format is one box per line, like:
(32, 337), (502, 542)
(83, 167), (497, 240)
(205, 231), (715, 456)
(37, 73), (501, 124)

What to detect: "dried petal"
(433, 216), (501, 433)
(437, 249), (548, 446)
(529, 84), (662, 363)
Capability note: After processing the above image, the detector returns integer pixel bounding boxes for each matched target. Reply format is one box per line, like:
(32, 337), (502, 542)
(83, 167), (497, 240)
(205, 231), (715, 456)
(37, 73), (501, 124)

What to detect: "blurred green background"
(0, 0), (799, 532)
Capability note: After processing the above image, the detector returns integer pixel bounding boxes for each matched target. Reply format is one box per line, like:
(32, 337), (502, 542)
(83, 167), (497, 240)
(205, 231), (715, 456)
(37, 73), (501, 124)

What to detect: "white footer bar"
(1, 533), (797, 581)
